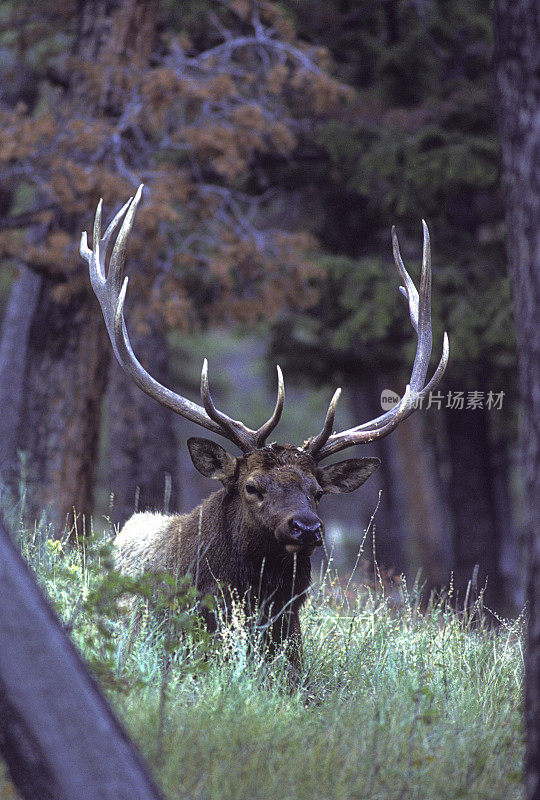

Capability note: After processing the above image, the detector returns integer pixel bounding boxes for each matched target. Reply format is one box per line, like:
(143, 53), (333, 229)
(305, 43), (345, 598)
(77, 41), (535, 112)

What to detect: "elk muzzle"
(276, 511), (324, 556)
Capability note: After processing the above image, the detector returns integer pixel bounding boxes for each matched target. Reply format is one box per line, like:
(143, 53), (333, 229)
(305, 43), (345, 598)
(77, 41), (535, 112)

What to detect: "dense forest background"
(0, 0), (523, 615)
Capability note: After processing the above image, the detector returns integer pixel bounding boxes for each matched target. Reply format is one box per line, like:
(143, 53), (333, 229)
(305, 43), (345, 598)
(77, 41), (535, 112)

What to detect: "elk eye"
(314, 489), (324, 502)
(245, 482), (263, 501)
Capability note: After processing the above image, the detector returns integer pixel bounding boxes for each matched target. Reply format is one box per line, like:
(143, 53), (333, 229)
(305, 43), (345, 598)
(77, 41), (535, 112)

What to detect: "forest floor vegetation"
(0, 511), (525, 800)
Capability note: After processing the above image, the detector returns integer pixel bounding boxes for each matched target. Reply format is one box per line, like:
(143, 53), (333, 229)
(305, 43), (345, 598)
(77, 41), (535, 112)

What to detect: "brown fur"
(114, 441), (379, 669)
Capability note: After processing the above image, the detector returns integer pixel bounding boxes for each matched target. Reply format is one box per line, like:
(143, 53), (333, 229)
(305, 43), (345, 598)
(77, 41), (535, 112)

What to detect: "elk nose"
(290, 514), (323, 546)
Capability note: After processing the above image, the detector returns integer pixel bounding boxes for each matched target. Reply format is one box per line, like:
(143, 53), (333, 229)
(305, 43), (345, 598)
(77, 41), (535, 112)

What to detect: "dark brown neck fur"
(175, 486), (311, 619)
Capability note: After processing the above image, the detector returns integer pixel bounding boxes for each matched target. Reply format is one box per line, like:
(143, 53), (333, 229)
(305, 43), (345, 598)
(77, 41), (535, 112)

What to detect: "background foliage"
(0, 0), (521, 612)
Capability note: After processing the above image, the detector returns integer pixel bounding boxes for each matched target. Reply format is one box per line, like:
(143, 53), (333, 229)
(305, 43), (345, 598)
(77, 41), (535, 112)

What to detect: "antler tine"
(308, 222), (449, 462)
(305, 388), (341, 458)
(200, 361), (286, 452)
(394, 220), (433, 391)
(255, 365), (285, 447)
(314, 386), (414, 460)
(319, 330), (449, 447)
(85, 189), (143, 361)
(107, 185), (143, 305)
(84, 188), (292, 453)
(422, 331), (449, 394)
(200, 359), (256, 452)
(82, 186), (261, 446)
(393, 226), (419, 332)
(410, 220), (432, 390)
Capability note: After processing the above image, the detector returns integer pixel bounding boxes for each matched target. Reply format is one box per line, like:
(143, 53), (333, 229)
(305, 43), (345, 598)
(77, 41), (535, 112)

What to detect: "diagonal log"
(0, 517), (166, 800)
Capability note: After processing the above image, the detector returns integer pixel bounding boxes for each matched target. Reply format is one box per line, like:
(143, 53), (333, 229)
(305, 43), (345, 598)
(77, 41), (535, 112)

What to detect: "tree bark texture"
(3, 0), (160, 535)
(494, 3), (540, 797)
(107, 296), (179, 526)
(393, 412), (449, 592)
(348, 376), (449, 591)
(0, 516), (165, 800)
(348, 380), (408, 573)
(445, 406), (507, 611)
(0, 268), (42, 487)
(17, 281), (110, 534)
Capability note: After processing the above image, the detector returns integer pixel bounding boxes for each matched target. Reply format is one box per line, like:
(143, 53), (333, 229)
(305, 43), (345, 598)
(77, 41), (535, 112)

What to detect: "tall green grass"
(3, 516), (525, 800)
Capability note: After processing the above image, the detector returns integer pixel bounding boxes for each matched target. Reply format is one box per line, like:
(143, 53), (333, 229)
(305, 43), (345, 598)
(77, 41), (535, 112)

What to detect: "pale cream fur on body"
(114, 511), (174, 576)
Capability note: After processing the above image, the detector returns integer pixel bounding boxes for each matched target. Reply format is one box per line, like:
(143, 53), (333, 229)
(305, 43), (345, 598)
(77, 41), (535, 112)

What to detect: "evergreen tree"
(270, 0), (518, 608)
(0, 0), (347, 532)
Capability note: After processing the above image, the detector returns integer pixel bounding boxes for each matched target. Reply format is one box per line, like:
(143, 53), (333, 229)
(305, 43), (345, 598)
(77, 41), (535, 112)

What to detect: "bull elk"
(80, 185), (449, 671)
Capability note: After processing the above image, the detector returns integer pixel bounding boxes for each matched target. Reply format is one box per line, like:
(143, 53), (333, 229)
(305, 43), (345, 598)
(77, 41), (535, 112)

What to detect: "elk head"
(186, 438), (380, 556)
(80, 185), (449, 553)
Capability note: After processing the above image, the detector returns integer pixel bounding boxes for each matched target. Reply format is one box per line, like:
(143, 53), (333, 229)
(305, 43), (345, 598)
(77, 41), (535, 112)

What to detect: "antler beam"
(80, 185), (284, 453)
(306, 221), (449, 461)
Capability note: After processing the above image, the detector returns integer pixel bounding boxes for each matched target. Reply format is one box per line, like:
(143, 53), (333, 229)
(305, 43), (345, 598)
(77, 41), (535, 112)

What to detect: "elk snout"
(277, 511), (324, 554)
(290, 514), (323, 545)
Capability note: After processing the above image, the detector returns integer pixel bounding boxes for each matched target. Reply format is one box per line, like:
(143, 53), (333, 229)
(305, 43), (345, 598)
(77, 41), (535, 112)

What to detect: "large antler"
(306, 221), (449, 461)
(80, 185), (284, 453)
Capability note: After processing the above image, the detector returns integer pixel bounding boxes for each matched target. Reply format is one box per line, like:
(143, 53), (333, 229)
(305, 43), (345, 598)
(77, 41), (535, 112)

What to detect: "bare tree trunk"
(494, 3), (540, 797)
(0, 516), (165, 800)
(349, 375), (449, 592)
(348, 380), (408, 573)
(393, 412), (449, 592)
(445, 406), (508, 611)
(0, 49), (41, 491)
(0, 268), (41, 487)
(491, 433), (523, 610)
(107, 297), (179, 525)
(17, 282), (110, 534)
(5, 0), (159, 535)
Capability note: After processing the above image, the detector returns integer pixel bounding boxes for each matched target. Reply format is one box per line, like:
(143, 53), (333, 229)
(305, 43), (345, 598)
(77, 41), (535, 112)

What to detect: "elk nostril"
(290, 517), (323, 544)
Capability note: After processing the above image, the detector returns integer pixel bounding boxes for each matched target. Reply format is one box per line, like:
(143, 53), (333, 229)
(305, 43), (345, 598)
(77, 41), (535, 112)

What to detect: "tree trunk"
(491, 432), (523, 610)
(17, 281), (110, 534)
(0, 516), (165, 800)
(349, 375), (449, 592)
(0, 268), (42, 488)
(348, 380), (408, 573)
(2, 0), (159, 536)
(445, 406), (507, 611)
(393, 412), (449, 592)
(107, 297), (179, 526)
(0, 48), (42, 493)
(494, 3), (540, 797)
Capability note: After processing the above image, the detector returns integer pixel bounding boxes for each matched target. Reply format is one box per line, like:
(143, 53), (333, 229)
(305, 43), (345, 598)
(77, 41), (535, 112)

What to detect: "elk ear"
(317, 457), (380, 495)
(187, 437), (238, 485)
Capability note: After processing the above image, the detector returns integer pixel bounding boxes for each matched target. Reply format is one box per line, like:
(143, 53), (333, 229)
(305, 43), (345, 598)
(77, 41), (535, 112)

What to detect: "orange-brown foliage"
(1, 1), (349, 330)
